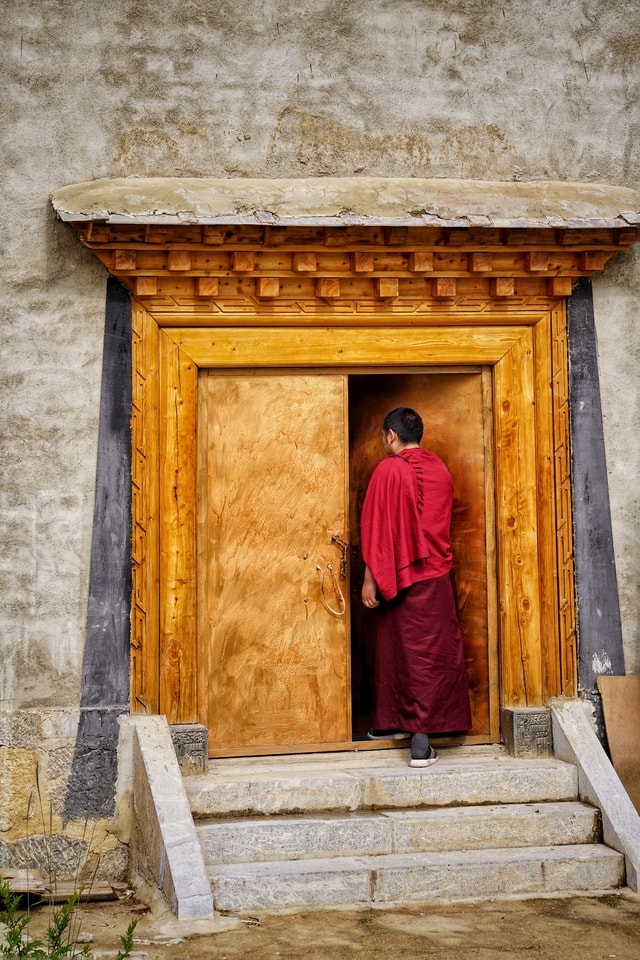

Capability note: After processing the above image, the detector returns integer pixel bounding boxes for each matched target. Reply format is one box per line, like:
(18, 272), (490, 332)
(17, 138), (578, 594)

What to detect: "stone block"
(501, 707), (553, 757)
(170, 724), (208, 775)
(198, 814), (393, 865)
(550, 697), (640, 892)
(210, 858), (372, 911)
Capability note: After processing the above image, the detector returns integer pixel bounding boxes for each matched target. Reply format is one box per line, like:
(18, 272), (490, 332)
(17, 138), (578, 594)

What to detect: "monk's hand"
(362, 566), (380, 608)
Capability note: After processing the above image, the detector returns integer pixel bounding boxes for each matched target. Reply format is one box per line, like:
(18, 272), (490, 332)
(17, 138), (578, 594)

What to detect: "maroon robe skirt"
(370, 572), (471, 734)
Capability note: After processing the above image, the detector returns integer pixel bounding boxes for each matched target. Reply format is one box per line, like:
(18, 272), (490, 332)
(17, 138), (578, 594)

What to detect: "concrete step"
(196, 800), (601, 865)
(185, 749), (579, 818)
(208, 844), (625, 911)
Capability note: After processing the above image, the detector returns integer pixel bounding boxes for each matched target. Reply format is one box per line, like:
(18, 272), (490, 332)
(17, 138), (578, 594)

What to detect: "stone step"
(208, 844), (625, 911)
(185, 749), (578, 818)
(196, 800), (601, 865)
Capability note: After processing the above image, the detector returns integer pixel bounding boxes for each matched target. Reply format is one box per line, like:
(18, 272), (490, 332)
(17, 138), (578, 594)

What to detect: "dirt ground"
(23, 891), (640, 960)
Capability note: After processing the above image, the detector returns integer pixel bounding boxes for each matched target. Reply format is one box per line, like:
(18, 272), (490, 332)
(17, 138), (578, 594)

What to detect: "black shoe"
(367, 728), (410, 740)
(409, 733), (439, 768)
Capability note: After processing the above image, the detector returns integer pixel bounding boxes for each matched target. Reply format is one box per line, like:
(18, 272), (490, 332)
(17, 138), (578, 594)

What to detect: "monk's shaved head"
(382, 407), (423, 444)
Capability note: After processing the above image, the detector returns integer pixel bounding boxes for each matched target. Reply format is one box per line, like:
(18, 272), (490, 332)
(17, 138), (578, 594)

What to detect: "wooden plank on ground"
(597, 675), (640, 813)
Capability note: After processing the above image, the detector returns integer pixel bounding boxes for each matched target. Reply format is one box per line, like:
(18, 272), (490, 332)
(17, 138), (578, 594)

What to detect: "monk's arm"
(361, 565), (380, 608)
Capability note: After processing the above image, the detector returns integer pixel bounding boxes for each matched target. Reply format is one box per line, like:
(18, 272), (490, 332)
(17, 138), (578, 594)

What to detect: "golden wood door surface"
(199, 368), (496, 754)
(198, 373), (351, 751)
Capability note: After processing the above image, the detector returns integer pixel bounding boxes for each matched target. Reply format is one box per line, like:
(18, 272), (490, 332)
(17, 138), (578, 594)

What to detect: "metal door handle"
(331, 534), (350, 579)
(316, 563), (346, 617)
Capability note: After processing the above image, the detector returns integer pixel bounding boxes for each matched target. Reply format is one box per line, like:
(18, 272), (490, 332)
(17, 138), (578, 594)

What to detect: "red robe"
(360, 448), (471, 734)
(361, 448), (454, 600)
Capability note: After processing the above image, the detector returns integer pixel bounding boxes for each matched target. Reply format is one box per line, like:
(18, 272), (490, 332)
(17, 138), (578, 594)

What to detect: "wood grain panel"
(167, 326), (524, 367)
(493, 328), (543, 706)
(199, 373), (350, 750)
(348, 373), (497, 740)
(534, 311), (561, 700)
(130, 304), (160, 714)
(158, 332), (198, 722)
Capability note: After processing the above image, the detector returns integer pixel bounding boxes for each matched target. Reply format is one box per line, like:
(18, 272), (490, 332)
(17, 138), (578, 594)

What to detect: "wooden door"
(198, 372), (351, 752)
(349, 371), (497, 740)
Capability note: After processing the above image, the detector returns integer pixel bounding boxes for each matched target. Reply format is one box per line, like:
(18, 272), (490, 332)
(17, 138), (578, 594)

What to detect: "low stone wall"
(0, 708), (129, 882)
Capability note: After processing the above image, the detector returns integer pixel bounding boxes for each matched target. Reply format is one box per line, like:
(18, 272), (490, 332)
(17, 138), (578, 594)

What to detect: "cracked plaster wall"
(1, 0), (639, 866)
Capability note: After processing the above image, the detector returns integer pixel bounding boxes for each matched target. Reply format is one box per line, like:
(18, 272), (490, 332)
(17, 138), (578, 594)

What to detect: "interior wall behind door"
(348, 372), (497, 740)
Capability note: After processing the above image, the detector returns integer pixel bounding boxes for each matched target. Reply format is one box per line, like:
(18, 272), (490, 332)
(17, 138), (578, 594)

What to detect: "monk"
(360, 407), (471, 767)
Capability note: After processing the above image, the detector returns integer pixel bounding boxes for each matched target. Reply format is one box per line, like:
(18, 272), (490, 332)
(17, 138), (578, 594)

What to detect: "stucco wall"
(1, 0), (639, 870)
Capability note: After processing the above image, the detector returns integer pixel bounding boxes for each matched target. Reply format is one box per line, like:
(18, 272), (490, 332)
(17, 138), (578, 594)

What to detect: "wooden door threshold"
(209, 733), (494, 759)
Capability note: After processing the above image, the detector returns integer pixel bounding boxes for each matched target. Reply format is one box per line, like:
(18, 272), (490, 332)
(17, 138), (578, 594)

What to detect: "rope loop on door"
(316, 563), (346, 617)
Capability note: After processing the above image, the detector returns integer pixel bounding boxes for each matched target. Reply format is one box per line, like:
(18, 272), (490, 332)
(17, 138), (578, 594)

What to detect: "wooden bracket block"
(231, 252), (255, 272)
(168, 250), (192, 271)
(351, 252), (374, 272)
(547, 277), (573, 297)
(114, 249), (137, 271)
(145, 226), (169, 244)
(292, 252), (318, 272)
(263, 226), (288, 246)
(375, 277), (399, 298)
(316, 278), (341, 298)
(615, 228), (639, 245)
(408, 252), (434, 272)
(324, 228), (348, 246)
(195, 277), (219, 297)
(444, 229), (467, 246)
(490, 277), (515, 298)
(579, 251), (606, 271)
(255, 277), (280, 298)
(432, 277), (457, 298)
(134, 277), (158, 296)
(468, 252), (493, 272)
(86, 223), (111, 243)
(525, 252), (549, 272)
(384, 227), (408, 245)
(203, 226), (227, 245)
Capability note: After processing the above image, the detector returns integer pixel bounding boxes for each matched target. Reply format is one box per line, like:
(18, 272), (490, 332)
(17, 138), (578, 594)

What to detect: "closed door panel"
(199, 373), (350, 751)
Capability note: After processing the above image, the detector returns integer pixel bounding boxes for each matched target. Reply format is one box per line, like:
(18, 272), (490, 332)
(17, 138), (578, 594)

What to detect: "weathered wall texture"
(1, 0), (638, 871)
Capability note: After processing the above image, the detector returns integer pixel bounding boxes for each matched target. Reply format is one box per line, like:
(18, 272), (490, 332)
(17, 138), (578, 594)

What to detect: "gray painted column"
(568, 278), (625, 743)
(64, 278), (132, 821)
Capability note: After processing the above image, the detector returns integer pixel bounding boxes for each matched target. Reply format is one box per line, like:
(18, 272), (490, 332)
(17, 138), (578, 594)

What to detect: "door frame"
(52, 194), (639, 752)
(131, 301), (574, 750)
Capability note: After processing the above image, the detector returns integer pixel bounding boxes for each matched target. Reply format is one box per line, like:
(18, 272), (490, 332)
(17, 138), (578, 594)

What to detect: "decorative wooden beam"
(195, 277), (219, 297)
(115, 249), (137, 271)
(384, 226), (408, 245)
(86, 223), (111, 243)
(168, 250), (192, 271)
(145, 226), (169, 244)
(352, 252), (374, 272)
(547, 277), (573, 297)
(525, 252), (549, 272)
(231, 252), (255, 272)
(408, 252), (434, 272)
(579, 251), (606, 271)
(316, 278), (341, 298)
(324, 227), (348, 246)
(255, 277), (280, 298)
(491, 277), (515, 298)
(292, 252), (317, 272)
(468, 252), (493, 272)
(432, 277), (457, 298)
(375, 277), (399, 298)
(203, 226), (226, 245)
(134, 277), (157, 296)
